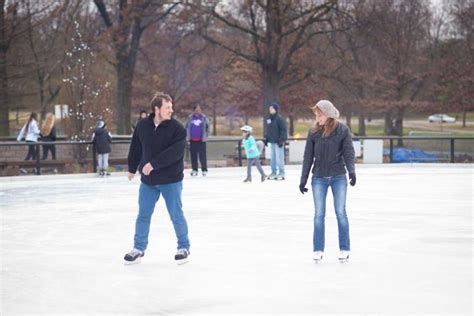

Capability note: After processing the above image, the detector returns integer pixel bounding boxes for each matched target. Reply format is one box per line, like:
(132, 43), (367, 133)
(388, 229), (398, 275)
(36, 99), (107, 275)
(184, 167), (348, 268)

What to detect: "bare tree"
(368, 0), (432, 140)
(194, 0), (341, 129)
(93, 0), (178, 134)
(0, 0), (17, 136)
(25, 0), (72, 121)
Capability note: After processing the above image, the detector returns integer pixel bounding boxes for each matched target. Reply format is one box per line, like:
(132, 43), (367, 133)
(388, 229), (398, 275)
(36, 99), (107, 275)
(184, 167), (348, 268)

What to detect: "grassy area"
(242, 117), (474, 138)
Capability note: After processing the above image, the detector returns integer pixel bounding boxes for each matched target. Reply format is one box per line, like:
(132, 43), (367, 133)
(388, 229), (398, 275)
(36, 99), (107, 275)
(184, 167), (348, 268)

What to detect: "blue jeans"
(311, 175), (350, 252)
(134, 181), (190, 251)
(270, 143), (285, 176)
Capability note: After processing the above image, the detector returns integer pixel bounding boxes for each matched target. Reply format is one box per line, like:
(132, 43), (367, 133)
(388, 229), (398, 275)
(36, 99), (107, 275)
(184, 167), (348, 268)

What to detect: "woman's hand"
(349, 173), (356, 186)
(299, 183), (308, 194)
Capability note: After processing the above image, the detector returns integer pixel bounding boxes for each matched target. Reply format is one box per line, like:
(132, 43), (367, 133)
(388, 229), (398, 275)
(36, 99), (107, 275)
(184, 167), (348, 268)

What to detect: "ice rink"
(1, 164), (473, 315)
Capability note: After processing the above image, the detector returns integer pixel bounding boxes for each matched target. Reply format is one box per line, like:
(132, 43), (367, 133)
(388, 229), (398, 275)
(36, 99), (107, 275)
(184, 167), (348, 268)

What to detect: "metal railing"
(0, 136), (472, 175)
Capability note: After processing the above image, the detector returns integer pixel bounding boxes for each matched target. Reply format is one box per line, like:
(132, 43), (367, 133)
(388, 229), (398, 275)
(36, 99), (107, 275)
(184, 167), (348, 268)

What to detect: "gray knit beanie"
(315, 100), (340, 119)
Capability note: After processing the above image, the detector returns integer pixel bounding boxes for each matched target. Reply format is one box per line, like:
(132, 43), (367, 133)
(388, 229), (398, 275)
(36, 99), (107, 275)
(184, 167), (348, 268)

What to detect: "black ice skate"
(243, 177), (251, 183)
(124, 248), (144, 265)
(338, 251), (350, 263)
(175, 248), (190, 265)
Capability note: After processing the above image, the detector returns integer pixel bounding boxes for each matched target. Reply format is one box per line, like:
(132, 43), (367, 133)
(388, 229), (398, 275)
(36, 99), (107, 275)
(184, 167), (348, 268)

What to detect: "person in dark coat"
(299, 100), (356, 263)
(124, 92), (190, 265)
(91, 120), (112, 176)
(264, 102), (288, 180)
(40, 113), (57, 160)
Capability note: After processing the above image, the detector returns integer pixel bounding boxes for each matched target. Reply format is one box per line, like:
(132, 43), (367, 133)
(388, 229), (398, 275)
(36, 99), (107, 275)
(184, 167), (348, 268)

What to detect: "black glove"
(277, 142), (283, 148)
(349, 172), (356, 186)
(264, 138), (268, 146)
(299, 183), (308, 194)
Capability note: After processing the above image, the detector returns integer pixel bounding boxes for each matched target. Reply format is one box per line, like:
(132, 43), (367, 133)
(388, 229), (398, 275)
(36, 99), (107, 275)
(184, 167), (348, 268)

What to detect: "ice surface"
(1, 164), (473, 315)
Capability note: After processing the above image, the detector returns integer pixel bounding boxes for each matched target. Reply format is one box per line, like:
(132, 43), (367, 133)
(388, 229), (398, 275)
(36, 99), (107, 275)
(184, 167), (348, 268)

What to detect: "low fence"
(0, 136), (472, 176)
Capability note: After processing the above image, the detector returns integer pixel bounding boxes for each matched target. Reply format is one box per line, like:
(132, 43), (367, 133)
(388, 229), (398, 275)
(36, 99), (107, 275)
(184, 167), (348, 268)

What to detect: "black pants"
(190, 141), (207, 172)
(24, 141), (37, 160)
(42, 144), (56, 160)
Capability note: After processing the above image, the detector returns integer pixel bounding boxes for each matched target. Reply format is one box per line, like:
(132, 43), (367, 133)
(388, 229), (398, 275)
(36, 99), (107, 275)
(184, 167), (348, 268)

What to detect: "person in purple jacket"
(185, 104), (209, 176)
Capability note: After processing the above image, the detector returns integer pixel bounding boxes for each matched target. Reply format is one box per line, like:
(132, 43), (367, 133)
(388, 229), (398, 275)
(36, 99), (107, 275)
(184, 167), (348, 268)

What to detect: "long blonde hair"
(41, 113), (55, 136)
(311, 107), (338, 138)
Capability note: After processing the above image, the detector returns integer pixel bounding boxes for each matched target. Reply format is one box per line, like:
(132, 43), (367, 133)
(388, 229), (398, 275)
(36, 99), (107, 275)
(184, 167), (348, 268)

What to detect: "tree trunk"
(38, 76), (46, 121)
(384, 110), (394, 136)
(358, 112), (366, 136)
(288, 114), (294, 137)
(0, 48), (8, 136)
(394, 107), (405, 146)
(345, 111), (352, 131)
(0, 0), (9, 136)
(116, 56), (135, 135)
(462, 110), (466, 128)
(212, 102), (217, 136)
(262, 68), (280, 134)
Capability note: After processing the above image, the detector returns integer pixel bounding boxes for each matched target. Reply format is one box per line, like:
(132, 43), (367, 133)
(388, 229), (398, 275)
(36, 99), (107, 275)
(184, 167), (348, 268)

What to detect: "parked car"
(428, 114), (456, 123)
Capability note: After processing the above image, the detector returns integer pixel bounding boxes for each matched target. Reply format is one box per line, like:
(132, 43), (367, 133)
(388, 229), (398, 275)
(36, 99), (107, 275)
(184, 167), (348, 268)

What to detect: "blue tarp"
(384, 148), (438, 163)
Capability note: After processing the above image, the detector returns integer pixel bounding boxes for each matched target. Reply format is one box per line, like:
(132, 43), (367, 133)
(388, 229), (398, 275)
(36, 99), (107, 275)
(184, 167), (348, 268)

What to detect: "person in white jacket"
(16, 112), (40, 160)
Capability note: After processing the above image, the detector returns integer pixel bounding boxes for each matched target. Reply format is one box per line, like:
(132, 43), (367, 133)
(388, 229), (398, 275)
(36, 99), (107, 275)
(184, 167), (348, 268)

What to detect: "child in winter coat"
(240, 125), (266, 183)
(91, 120), (112, 176)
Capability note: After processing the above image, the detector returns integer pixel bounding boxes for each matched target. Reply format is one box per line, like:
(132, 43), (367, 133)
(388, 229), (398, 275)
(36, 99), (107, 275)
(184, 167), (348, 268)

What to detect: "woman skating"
(299, 100), (356, 263)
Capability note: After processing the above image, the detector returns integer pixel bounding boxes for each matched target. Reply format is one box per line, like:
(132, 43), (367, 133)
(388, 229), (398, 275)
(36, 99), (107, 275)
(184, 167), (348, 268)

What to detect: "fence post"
(389, 138), (394, 163)
(36, 143), (41, 175)
(450, 138), (455, 163)
(92, 142), (97, 173)
(238, 139), (242, 167)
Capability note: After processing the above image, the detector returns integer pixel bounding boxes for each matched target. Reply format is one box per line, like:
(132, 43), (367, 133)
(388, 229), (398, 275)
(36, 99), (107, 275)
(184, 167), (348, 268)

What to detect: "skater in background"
(139, 110), (148, 120)
(299, 100), (356, 263)
(264, 102), (288, 180)
(240, 125), (266, 183)
(16, 112), (40, 160)
(132, 109), (148, 131)
(125, 92), (190, 265)
(91, 120), (112, 176)
(185, 104), (209, 176)
(40, 113), (57, 160)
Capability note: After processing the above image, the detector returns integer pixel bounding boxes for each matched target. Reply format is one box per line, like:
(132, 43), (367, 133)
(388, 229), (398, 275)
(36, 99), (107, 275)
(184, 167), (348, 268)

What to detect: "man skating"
(125, 92), (190, 265)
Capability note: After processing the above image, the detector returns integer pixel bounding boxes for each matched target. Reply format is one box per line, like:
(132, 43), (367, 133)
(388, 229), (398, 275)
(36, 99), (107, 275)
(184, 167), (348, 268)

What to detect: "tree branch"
(93, 0), (113, 28)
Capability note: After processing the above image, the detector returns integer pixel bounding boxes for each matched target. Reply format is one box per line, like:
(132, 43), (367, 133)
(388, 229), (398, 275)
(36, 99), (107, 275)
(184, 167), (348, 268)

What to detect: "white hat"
(240, 125), (253, 132)
(315, 100), (340, 119)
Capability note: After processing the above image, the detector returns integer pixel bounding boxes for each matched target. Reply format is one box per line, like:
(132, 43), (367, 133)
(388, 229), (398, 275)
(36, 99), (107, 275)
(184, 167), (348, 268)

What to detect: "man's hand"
(142, 162), (154, 176)
(127, 172), (135, 181)
(278, 142), (284, 148)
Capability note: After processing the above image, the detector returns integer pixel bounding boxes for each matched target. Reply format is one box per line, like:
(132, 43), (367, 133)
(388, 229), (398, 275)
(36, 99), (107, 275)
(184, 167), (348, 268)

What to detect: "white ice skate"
(338, 250), (350, 263)
(313, 251), (323, 263)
